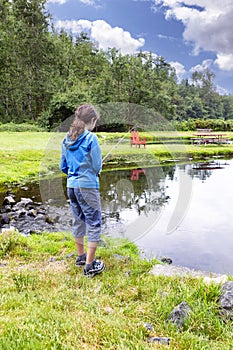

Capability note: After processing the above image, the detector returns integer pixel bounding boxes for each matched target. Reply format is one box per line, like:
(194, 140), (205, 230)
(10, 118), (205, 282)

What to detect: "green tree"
(0, 0), (54, 122)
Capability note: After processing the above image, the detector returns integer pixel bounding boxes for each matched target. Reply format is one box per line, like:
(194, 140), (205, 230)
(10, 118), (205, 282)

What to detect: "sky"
(46, 0), (233, 95)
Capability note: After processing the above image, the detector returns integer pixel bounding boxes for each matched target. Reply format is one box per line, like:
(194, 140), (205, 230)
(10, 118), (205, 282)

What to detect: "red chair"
(130, 131), (146, 148)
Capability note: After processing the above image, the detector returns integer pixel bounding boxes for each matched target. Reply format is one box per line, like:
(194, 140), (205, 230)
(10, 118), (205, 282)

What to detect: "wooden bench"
(130, 131), (146, 148)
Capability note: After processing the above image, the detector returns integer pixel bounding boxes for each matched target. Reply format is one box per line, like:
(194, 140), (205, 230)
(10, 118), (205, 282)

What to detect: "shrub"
(0, 123), (46, 132)
(173, 118), (233, 131)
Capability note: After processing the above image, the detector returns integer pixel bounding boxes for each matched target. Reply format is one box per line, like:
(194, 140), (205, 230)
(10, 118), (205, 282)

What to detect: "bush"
(0, 122), (46, 132)
(173, 118), (233, 131)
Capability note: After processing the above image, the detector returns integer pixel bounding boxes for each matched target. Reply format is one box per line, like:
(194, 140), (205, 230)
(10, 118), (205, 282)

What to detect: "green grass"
(97, 131), (233, 144)
(0, 229), (233, 349)
(1, 131), (233, 186)
(0, 132), (51, 185)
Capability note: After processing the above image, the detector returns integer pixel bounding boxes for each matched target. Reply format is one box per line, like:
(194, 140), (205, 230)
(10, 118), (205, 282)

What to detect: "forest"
(1, 0), (233, 131)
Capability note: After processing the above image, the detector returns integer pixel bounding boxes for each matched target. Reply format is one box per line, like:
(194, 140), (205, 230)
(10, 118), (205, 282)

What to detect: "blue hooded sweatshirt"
(60, 130), (102, 189)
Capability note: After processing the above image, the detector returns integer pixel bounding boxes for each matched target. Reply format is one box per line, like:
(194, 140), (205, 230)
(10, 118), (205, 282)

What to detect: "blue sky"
(46, 0), (233, 94)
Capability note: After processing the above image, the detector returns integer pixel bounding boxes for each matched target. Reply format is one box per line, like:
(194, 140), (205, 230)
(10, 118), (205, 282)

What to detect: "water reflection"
(189, 160), (228, 182)
(100, 166), (172, 239)
(130, 169), (146, 181)
(136, 158), (233, 275)
(101, 166), (171, 212)
(99, 159), (232, 274)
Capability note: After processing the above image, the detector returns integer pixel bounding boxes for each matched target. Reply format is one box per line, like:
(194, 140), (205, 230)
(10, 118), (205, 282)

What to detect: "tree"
(0, 0), (54, 121)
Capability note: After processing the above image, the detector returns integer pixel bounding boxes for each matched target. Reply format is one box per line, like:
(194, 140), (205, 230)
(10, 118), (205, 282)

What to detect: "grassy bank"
(0, 132), (50, 186)
(1, 131), (233, 187)
(0, 229), (233, 349)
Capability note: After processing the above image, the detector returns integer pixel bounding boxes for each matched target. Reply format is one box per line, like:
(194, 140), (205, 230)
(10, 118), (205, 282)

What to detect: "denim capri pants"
(67, 187), (102, 242)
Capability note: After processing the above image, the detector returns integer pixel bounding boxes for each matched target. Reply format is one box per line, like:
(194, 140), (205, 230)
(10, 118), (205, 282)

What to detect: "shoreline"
(150, 263), (231, 281)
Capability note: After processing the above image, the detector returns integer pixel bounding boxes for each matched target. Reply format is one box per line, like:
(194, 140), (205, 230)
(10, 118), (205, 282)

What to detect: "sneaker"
(83, 259), (105, 277)
(75, 253), (86, 267)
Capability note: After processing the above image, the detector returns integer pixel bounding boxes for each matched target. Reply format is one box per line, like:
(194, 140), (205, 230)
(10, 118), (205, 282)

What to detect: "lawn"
(1, 131), (233, 187)
(1, 229), (233, 350)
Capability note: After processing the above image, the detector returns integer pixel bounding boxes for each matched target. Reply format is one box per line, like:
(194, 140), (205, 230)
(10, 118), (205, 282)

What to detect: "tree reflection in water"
(99, 161), (229, 238)
(188, 160), (227, 182)
(100, 166), (173, 232)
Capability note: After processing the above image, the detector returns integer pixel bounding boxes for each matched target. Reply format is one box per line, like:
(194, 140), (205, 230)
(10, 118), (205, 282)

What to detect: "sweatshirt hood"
(63, 130), (89, 151)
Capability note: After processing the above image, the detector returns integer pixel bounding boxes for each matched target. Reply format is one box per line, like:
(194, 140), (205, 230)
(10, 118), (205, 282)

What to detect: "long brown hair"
(68, 104), (99, 141)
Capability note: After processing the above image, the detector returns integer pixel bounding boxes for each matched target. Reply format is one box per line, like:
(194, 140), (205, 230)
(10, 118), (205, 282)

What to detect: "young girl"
(60, 104), (104, 277)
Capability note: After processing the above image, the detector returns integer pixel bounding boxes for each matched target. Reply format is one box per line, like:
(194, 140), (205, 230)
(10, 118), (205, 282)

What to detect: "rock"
(27, 209), (37, 217)
(12, 198), (34, 211)
(0, 263), (8, 267)
(168, 301), (191, 329)
(203, 275), (228, 285)
(144, 322), (154, 331)
(219, 281), (233, 320)
(160, 257), (173, 265)
(65, 252), (75, 259)
(35, 214), (46, 221)
(21, 197), (33, 205)
(48, 257), (57, 262)
(4, 205), (12, 213)
(98, 238), (108, 247)
(3, 196), (15, 206)
(47, 199), (55, 204)
(17, 209), (27, 218)
(148, 337), (170, 345)
(45, 215), (54, 224)
(0, 195), (72, 235)
(114, 254), (131, 261)
(1, 213), (10, 225)
(13, 203), (24, 211)
(103, 306), (115, 314)
(37, 209), (46, 215)
(150, 264), (227, 280)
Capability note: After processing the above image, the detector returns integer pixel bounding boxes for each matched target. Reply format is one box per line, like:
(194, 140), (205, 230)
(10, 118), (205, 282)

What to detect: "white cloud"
(215, 85), (229, 95)
(80, 0), (95, 4)
(139, 51), (159, 66)
(47, 0), (97, 4)
(55, 19), (92, 33)
(47, 0), (68, 4)
(169, 61), (186, 82)
(152, 1), (233, 71)
(54, 19), (145, 54)
(215, 54), (233, 71)
(190, 59), (213, 73)
(157, 33), (176, 41)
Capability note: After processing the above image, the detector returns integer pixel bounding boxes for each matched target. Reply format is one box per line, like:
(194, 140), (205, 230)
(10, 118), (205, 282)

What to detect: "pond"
(1, 158), (233, 275)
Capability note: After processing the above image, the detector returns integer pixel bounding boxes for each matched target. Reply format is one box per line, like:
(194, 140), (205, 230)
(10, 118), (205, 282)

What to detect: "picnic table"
(191, 129), (230, 145)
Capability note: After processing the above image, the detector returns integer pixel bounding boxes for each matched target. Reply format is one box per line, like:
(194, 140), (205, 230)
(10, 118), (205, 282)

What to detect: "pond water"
(1, 158), (233, 275)
(100, 158), (233, 275)
(133, 159), (233, 275)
